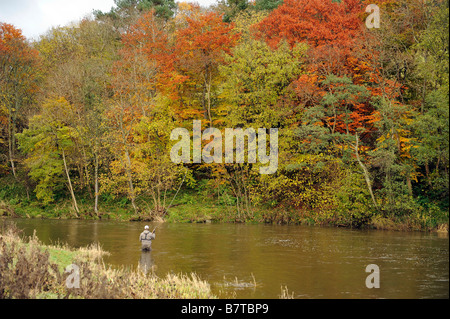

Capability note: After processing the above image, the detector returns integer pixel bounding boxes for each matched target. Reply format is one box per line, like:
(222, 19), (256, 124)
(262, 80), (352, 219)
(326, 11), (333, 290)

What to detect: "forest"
(0, 0), (448, 230)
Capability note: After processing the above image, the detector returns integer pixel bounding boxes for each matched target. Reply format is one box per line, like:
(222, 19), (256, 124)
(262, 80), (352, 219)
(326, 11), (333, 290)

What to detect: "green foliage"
(252, 154), (340, 211)
(334, 168), (372, 226)
(96, 0), (177, 20)
(221, 38), (307, 128)
(253, 0), (283, 12)
(221, 0), (249, 22)
(16, 98), (78, 205)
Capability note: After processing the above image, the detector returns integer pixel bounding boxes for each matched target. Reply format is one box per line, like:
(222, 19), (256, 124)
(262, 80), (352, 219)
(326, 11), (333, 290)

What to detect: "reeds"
(279, 285), (294, 299)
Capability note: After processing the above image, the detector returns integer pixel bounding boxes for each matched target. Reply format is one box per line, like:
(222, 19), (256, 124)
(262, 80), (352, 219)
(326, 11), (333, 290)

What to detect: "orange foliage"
(172, 10), (240, 121)
(256, 0), (405, 142)
(1, 22), (41, 94)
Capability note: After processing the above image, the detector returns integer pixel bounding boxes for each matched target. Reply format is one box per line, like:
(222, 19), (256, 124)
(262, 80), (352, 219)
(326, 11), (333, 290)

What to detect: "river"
(2, 218), (448, 299)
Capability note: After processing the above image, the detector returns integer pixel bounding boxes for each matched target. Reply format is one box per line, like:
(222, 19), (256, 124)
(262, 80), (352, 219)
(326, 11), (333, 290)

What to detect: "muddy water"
(4, 218), (448, 298)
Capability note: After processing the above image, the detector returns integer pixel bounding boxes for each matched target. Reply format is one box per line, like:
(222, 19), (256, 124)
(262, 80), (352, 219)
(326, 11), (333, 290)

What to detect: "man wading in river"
(139, 225), (155, 251)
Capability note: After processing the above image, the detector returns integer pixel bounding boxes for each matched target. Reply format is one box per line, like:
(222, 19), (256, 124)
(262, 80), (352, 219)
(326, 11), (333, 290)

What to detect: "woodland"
(1, 0), (448, 230)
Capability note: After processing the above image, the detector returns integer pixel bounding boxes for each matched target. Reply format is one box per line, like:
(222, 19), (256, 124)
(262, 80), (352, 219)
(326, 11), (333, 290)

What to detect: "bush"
(0, 228), (61, 298)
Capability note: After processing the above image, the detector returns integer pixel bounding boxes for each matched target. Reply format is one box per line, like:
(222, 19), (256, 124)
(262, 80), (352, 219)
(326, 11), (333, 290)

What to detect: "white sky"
(0, 0), (218, 40)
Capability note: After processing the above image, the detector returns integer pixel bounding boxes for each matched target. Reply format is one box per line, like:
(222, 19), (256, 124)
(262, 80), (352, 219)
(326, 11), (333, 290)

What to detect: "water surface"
(3, 218), (448, 298)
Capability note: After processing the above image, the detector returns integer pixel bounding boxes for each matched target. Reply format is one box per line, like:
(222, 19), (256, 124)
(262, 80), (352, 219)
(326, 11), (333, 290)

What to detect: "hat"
(144, 225), (149, 230)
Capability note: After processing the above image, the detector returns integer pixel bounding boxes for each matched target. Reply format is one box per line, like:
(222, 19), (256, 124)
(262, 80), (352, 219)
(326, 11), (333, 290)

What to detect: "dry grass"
(279, 285), (294, 299)
(370, 216), (399, 231)
(436, 223), (448, 233)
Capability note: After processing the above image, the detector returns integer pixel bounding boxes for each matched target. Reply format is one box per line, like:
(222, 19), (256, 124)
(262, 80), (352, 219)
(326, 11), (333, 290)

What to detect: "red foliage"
(0, 22), (41, 94)
(256, 0), (403, 142)
(172, 10), (240, 120)
(256, 0), (364, 49)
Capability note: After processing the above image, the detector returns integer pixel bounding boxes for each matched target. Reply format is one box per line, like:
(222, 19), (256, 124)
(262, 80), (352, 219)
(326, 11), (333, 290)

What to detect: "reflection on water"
(139, 251), (155, 275)
(2, 218), (448, 299)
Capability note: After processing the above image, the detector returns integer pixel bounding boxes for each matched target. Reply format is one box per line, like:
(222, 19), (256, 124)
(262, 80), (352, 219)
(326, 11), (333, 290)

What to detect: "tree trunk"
(204, 64), (212, 127)
(425, 162), (431, 186)
(406, 173), (413, 196)
(94, 150), (99, 216)
(354, 134), (377, 208)
(62, 149), (80, 217)
(8, 135), (16, 178)
(124, 148), (138, 214)
(7, 99), (17, 178)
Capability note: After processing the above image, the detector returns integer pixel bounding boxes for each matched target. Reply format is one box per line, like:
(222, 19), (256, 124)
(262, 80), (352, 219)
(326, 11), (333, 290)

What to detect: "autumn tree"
(256, 0), (364, 59)
(105, 59), (144, 214)
(409, 2), (449, 208)
(103, 10), (185, 217)
(256, 0), (381, 138)
(17, 98), (81, 216)
(218, 11), (307, 216)
(105, 10), (165, 215)
(173, 9), (240, 125)
(36, 19), (119, 215)
(0, 23), (41, 178)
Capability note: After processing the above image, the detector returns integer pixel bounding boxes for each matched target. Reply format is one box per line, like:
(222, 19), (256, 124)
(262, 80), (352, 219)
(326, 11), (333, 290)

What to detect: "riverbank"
(0, 222), (215, 299)
(1, 176), (448, 232)
(1, 196), (448, 233)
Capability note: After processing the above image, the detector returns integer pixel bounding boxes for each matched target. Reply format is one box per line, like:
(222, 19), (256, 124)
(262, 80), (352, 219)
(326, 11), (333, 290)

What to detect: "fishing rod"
(151, 170), (187, 234)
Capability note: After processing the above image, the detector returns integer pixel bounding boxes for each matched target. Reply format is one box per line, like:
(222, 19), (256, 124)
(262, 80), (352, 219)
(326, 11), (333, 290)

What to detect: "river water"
(3, 218), (448, 299)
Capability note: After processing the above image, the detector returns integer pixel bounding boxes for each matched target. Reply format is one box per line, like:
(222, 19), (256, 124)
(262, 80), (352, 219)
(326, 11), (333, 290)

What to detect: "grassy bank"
(0, 222), (215, 299)
(166, 201), (449, 232)
(2, 195), (447, 233)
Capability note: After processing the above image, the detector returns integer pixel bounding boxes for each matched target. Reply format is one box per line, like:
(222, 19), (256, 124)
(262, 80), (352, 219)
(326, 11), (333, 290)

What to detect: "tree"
(95, 0), (177, 21)
(174, 10), (240, 126)
(218, 27), (307, 215)
(298, 75), (378, 207)
(409, 3), (449, 206)
(253, 0), (283, 12)
(36, 18), (119, 215)
(101, 10), (170, 215)
(105, 68), (143, 214)
(221, 38), (306, 128)
(0, 22), (41, 178)
(412, 87), (449, 198)
(219, 0), (249, 22)
(365, 0), (449, 213)
(256, 0), (364, 50)
(119, 10), (175, 102)
(17, 98), (80, 216)
(256, 0), (382, 135)
(133, 98), (186, 216)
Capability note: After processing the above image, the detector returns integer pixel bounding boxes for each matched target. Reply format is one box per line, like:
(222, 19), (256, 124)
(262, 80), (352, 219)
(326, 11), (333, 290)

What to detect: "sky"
(0, 0), (218, 40)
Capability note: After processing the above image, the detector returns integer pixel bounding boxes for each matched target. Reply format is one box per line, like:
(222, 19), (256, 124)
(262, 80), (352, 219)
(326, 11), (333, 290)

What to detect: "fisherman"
(139, 225), (155, 251)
